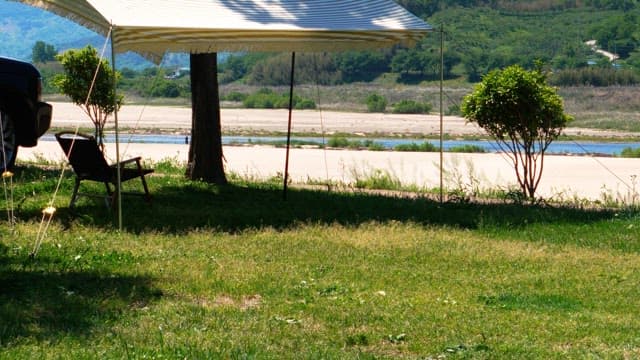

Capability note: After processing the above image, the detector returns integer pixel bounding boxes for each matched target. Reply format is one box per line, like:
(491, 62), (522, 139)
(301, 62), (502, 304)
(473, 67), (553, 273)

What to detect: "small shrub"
(243, 88), (278, 108)
(326, 137), (384, 150)
(295, 98), (316, 110)
(449, 144), (486, 153)
(446, 104), (461, 115)
(366, 93), (387, 113)
(223, 91), (247, 102)
(327, 136), (351, 148)
(243, 88), (315, 109)
(391, 99), (431, 114)
(150, 81), (181, 98)
(620, 147), (640, 158)
(362, 140), (385, 151)
(394, 142), (439, 152)
(355, 169), (402, 190)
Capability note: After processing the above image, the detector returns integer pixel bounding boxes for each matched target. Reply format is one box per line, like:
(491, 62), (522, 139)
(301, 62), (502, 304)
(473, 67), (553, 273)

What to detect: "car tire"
(0, 108), (18, 172)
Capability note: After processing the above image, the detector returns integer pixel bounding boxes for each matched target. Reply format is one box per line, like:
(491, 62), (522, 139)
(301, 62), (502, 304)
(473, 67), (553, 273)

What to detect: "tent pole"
(283, 52), (296, 200)
(439, 24), (444, 204)
(110, 26), (122, 230)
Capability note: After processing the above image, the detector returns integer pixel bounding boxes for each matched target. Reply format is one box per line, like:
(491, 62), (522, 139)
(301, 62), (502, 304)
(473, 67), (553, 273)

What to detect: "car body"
(0, 56), (52, 170)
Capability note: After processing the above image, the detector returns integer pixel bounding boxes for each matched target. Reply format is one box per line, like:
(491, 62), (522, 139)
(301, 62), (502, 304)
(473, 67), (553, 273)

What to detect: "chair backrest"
(55, 131), (112, 181)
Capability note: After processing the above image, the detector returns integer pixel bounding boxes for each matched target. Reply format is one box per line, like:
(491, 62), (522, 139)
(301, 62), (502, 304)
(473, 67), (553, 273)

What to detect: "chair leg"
(104, 182), (113, 209)
(140, 175), (151, 202)
(69, 178), (81, 208)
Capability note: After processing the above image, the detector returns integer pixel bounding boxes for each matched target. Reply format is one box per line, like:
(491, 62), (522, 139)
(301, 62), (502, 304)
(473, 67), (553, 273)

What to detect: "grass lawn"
(1, 162), (640, 359)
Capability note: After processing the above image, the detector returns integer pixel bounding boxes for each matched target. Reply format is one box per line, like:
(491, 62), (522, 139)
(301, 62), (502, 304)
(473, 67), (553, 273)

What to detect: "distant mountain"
(0, 1), (189, 69)
(0, 1), (97, 60)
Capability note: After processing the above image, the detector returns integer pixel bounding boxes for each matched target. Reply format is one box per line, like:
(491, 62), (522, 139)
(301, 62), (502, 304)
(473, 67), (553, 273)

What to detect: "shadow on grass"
(6, 163), (628, 237)
(0, 244), (162, 344)
(55, 181), (618, 234)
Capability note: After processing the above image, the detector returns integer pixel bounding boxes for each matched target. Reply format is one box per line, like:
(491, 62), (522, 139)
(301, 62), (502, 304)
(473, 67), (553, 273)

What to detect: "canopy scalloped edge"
(14, 0), (431, 63)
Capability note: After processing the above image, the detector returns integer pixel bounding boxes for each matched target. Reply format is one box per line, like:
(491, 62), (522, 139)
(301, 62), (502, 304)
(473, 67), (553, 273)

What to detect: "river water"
(41, 134), (640, 156)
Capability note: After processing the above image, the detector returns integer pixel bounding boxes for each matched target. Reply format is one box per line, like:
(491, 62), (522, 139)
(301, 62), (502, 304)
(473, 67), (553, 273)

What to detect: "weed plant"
(391, 99), (432, 114)
(449, 144), (487, 153)
(2, 163), (640, 358)
(327, 136), (385, 151)
(619, 146), (640, 158)
(394, 141), (439, 152)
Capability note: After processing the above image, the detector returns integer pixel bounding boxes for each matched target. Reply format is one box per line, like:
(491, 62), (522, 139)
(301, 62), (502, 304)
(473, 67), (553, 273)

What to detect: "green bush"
(619, 147), (640, 158)
(355, 169), (402, 190)
(295, 98), (317, 110)
(223, 91), (248, 102)
(550, 68), (640, 86)
(149, 80), (181, 98)
(327, 136), (351, 148)
(449, 144), (486, 153)
(243, 88), (279, 108)
(366, 93), (387, 113)
(326, 137), (384, 150)
(363, 140), (386, 151)
(446, 104), (461, 116)
(243, 88), (316, 109)
(394, 142), (439, 152)
(391, 100), (432, 114)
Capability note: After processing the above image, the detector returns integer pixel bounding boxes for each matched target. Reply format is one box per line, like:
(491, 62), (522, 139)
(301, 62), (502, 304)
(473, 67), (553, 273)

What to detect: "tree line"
(31, 0), (640, 91)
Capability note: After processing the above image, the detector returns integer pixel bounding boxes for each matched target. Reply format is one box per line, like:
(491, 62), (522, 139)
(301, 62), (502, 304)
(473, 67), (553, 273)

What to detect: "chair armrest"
(117, 157), (143, 166)
(111, 157), (154, 176)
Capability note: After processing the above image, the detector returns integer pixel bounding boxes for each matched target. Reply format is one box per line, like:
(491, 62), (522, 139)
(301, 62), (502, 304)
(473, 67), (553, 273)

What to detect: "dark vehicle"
(0, 57), (52, 171)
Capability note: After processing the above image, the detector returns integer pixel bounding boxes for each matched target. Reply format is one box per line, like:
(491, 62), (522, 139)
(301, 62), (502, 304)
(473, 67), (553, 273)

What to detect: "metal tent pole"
(439, 24), (444, 204)
(283, 52), (296, 200)
(110, 26), (122, 230)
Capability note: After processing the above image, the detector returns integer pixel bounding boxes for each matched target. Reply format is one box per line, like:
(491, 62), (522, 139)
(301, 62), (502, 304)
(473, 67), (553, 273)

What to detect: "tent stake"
(283, 52), (296, 200)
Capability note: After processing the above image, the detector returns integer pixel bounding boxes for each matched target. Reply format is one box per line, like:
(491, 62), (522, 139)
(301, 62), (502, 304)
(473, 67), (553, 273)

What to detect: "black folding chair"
(55, 131), (154, 208)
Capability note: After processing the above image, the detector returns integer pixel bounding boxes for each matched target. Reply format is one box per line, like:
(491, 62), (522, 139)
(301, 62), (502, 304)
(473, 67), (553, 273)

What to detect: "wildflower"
(42, 206), (57, 215)
(2, 171), (13, 179)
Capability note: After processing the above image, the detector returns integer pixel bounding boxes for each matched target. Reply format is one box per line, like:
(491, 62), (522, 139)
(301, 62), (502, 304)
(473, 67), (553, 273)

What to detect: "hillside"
(0, 1), (98, 60)
(2, 0), (640, 83)
(0, 1), (156, 68)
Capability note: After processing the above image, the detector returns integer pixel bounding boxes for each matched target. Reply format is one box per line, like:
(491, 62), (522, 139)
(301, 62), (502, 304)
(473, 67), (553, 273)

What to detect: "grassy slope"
(1, 164), (640, 358)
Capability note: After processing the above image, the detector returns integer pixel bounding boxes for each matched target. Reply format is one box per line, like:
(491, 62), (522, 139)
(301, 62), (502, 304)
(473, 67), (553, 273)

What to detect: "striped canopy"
(16, 0), (431, 62)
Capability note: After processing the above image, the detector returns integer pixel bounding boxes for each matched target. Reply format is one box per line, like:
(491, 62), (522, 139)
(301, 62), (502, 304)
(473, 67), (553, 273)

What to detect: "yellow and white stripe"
(16, 0), (431, 61)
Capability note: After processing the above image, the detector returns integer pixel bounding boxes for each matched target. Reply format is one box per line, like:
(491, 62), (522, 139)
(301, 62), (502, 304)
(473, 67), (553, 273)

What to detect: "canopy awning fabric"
(16, 0), (431, 61)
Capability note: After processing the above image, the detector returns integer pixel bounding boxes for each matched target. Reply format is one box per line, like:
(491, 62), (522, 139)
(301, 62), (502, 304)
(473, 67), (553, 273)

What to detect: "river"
(40, 134), (640, 156)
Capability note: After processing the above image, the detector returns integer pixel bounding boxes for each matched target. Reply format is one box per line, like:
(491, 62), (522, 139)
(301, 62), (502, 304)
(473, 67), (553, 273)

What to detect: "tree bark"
(186, 53), (227, 184)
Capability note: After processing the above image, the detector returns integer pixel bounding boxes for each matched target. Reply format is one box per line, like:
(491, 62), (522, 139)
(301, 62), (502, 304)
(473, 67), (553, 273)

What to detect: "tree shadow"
(0, 244), (162, 344)
(48, 182), (618, 235)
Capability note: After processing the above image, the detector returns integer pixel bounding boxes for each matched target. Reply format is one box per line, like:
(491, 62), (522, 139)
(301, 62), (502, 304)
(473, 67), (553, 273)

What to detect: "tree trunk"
(186, 53), (227, 184)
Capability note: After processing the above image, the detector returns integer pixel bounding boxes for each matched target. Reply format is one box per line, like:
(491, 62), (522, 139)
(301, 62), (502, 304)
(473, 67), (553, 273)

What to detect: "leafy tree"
(247, 53), (341, 85)
(247, 54), (292, 85)
(589, 12), (640, 59)
(31, 40), (57, 63)
(334, 51), (391, 83)
(461, 64), (572, 199)
(53, 46), (122, 151)
(219, 52), (273, 84)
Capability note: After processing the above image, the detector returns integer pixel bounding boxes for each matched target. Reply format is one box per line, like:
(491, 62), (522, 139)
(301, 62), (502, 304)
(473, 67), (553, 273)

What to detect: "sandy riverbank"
(47, 101), (631, 138)
(19, 140), (640, 202)
(16, 102), (640, 202)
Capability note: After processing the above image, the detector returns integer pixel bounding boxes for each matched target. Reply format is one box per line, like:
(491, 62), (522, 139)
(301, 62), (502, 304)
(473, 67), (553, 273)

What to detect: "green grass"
(449, 144), (487, 153)
(620, 147), (640, 158)
(394, 141), (439, 152)
(327, 136), (385, 151)
(2, 163), (640, 358)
